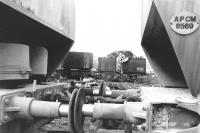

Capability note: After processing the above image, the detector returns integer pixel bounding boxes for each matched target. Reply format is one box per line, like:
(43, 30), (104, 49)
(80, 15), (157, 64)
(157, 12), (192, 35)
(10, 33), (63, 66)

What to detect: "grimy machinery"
(0, 0), (200, 133)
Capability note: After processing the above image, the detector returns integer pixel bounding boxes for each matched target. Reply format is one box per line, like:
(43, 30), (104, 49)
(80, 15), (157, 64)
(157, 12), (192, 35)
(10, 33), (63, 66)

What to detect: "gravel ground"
(41, 117), (100, 133)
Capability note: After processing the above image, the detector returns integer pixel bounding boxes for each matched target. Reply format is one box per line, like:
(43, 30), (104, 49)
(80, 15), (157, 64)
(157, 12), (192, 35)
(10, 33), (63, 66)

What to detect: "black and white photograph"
(0, 0), (199, 133)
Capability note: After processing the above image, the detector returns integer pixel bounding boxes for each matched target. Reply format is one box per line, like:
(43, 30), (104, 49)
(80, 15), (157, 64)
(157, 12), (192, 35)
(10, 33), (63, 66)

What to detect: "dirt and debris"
(42, 118), (68, 131)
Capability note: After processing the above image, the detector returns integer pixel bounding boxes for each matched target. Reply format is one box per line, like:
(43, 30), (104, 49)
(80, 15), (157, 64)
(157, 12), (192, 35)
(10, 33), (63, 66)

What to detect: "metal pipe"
(30, 100), (61, 117)
(105, 90), (112, 97)
(93, 89), (100, 96)
(82, 104), (94, 117)
(110, 89), (140, 98)
(10, 96), (94, 118)
(93, 103), (124, 120)
(10, 96), (62, 118)
(10, 96), (34, 118)
(59, 104), (69, 117)
(92, 86), (139, 98)
(10, 96), (146, 124)
(59, 104), (94, 117)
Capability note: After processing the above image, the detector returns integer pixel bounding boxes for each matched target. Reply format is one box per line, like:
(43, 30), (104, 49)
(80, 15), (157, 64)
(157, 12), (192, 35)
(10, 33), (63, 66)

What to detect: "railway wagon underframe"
(0, 0), (199, 133)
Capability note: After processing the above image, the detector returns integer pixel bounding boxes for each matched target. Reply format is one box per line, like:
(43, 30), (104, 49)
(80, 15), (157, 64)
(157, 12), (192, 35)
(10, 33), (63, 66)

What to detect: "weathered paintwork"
(8, 0), (75, 40)
(142, 0), (200, 96)
(0, 0), (75, 79)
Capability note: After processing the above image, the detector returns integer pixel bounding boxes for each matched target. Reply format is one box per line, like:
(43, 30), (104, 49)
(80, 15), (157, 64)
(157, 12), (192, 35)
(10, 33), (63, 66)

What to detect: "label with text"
(170, 12), (199, 34)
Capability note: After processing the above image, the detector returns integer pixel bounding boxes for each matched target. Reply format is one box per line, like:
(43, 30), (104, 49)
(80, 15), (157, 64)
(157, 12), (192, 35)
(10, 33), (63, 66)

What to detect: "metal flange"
(68, 89), (78, 133)
(74, 88), (86, 133)
(99, 82), (105, 96)
(101, 82), (109, 97)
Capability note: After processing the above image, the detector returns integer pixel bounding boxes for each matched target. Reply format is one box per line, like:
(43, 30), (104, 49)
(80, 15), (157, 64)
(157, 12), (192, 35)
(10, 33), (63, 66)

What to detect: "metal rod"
(93, 89), (100, 96)
(105, 90), (112, 97)
(82, 104), (94, 117)
(10, 97), (146, 124)
(93, 103), (124, 120)
(59, 104), (94, 117)
(10, 96), (62, 118)
(30, 100), (61, 117)
(110, 89), (140, 98)
(92, 87), (139, 98)
(59, 104), (69, 117)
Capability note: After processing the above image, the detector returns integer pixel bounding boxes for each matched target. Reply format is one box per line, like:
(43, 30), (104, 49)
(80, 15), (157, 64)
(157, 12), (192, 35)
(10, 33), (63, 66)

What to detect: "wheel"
(68, 89), (78, 133)
(74, 88), (86, 133)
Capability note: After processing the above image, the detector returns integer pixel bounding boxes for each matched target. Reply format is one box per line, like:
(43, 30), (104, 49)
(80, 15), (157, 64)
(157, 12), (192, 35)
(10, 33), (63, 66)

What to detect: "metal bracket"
(0, 89), (25, 125)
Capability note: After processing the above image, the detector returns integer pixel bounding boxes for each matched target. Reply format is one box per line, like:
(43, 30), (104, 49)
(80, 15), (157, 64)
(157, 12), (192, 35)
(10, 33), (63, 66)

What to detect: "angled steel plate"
(142, 0), (188, 89)
(142, 0), (200, 97)
(153, 0), (200, 96)
(0, 0), (75, 78)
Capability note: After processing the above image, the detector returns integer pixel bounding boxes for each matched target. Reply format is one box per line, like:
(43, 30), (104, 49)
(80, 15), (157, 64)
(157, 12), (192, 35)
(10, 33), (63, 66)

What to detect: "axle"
(8, 96), (146, 122)
(88, 82), (140, 98)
